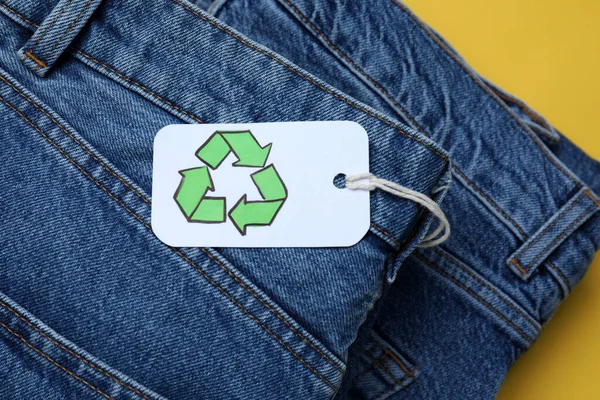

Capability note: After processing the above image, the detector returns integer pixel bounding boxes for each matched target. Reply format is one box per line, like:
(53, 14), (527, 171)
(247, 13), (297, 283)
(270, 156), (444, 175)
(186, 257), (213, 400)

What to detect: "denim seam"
(66, 51), (403, 255)
(529, 123), (558, 142)
(490, 88), (555, 139)
(362, 350), (414, 389)
(0, 300), (152, 399)
(453, 166), (570, 292)
(452, 166), (527, 238)
(0, 74), (151, 206)
(73, 50), (204, 123)
(0, 1), (204, 124)
(0, 1), (427, 251)
(370, 222), (402, 247)
(0, 94), (338, 390)
(427, 31), (560, 143)
(29, 0), (72, 54)
(277, 0), (425, 132)
(22, 50), (46, 69)
(0, 321), (112, 399)
(413, 252), (534, 345)
(271, 0), (537, 251)
(0, 49), (344, 372)
(42, 0), (92, 64)
(546, 261), (570, 292)
(390, 0), (582, 189)
(22, 0), (73, 71)
(528, 204), (598, 270)
(432, 247), (542, 331)
(165, 0), (447, 160)
(510, 190), (588, 268)
(367, 335), (415, 378)
(0, 7), (359, 371)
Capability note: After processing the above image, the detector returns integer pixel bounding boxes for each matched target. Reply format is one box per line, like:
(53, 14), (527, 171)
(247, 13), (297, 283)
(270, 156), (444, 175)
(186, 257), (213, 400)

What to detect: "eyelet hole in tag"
(333, 173), (347, 189)
(151, 121), (370, 247)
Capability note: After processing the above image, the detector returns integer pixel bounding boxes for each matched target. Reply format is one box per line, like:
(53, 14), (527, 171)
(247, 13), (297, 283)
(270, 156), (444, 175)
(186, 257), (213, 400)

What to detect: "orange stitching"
(546, 261), (570, 292)
(510, 258), (527, 275)
(273, 1), (546, 255)
(370, 222), (402, 247)
(0, 95), (337, 390)
(367, 335), (414, 377)
(73, 50), (204, 123)
(528, 204), (598, 270)
(23, 50), (47, 68)
(0, 301), (151, 399)
(43, 0), (92, 63)
(0, 96), (151, 228)
(489, 86), (554, 135)
(0, 75), (151, 206)
(280, 0), (530, 257)
(0, 321), (112, 399)
(363, 350), (413, 387)
(452, 165), (526, 238)
(0, 3), (38, 26)
(511, 190), (588, 268)
(279, 0), (579, 256)
(193, 251), (344, 373)
(31, 0), (73, 53)
(414, 253), (534, 344)
(2, 0), (547, 351)
(390, 0), (580, 189)
(167, 0), (447, 161)
(168, 249), (338, 391)
(431, 248), (541, 332)
(2, 1), (441, 249)
(0, 69), (343, 374)
(280, 0), (425, 133)
(587, 190), (600, 207)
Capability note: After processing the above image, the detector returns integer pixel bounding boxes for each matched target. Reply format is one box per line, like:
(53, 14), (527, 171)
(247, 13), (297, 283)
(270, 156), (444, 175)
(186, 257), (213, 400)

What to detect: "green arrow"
(195, 130), (271, 169)
(222, 131), (272, 167)
(251, 164), (287, 200)
(190, 197), (226, 223)
(228, 195), (285, 235)
(174, 167), (226, 223)
(196, 132), (231, 169)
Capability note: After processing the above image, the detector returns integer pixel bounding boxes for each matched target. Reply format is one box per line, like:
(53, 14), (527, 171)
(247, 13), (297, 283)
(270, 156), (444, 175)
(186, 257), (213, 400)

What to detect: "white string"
(345, 173), (450, 247)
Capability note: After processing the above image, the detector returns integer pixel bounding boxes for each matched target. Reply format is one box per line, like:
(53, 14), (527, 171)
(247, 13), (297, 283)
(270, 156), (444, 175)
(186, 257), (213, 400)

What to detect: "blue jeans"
(0, 0), (598, 399)
(0, 0), (449, 398)
(211, 0), (600, 398)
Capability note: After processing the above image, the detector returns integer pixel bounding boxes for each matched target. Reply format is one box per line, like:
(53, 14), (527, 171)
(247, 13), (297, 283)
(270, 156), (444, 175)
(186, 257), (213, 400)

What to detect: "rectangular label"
(151, 121), (370, 247)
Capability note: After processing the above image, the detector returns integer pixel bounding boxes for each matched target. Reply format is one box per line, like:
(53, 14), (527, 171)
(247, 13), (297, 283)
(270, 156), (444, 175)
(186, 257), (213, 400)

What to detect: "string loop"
(345, 173), (450, 248)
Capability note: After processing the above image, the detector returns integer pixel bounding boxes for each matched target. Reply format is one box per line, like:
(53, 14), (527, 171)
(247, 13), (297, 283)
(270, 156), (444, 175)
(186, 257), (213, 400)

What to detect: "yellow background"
(402, 0), (600, 398)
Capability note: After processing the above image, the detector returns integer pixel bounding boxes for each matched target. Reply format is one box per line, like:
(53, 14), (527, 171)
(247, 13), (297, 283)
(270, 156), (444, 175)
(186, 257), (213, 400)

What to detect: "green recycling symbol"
(173, 130), (288, 235)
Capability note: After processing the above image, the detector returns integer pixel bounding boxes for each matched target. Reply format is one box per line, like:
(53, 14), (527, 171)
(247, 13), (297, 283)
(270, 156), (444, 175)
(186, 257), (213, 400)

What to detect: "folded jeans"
(210, 0), (600, 398)
(0, 0), (450, 398)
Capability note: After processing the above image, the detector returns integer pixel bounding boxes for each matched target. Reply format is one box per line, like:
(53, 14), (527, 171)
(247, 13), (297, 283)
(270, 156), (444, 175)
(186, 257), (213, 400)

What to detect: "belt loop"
(507, 187), (600, 281)
(17, 0), (103, 77)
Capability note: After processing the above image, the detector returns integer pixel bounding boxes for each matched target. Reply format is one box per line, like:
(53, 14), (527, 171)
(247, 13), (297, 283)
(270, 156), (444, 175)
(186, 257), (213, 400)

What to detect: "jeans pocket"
(0, 67), (344, 398)
(0, 292), (163, 400)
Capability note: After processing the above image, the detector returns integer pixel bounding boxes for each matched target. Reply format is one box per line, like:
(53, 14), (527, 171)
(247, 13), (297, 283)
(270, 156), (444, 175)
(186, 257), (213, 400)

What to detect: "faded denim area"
(0, 0), (451, 398)
(213, 0), (600, 398)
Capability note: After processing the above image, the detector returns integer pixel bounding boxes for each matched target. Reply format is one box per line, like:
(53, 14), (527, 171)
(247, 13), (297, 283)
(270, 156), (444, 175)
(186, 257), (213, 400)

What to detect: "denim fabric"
(212, 0), (600, 398)
(0, 0), (451, 398)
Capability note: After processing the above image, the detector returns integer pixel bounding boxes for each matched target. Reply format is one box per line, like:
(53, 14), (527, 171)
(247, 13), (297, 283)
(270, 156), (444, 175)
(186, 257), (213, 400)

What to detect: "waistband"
(0, 0), (450, 254)
(256, 0), (600, 301)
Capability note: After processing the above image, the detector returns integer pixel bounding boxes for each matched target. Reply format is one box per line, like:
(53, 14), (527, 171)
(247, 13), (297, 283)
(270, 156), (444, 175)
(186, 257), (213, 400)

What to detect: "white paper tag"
(151, 121), (369, 247)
